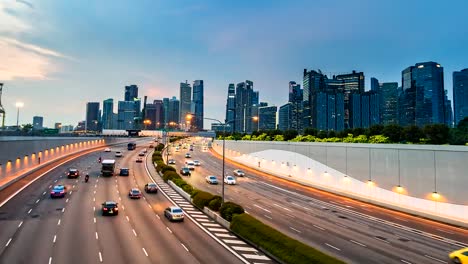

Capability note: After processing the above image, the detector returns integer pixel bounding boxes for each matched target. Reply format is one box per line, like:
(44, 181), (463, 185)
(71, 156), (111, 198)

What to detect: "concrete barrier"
(203, 207), (231, 229)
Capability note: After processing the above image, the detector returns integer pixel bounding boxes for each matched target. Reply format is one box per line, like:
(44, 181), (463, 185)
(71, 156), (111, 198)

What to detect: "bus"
(101, 159), (116, 176)
(127, 142), (136, 150)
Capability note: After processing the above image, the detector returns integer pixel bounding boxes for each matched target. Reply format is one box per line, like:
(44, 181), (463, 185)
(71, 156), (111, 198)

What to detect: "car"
(136, 157), (143, 163)
(144, 183), (158, 193)
(104, 148), (111, 152)
(101, 201), (119, 216)
(224, 175), (236, 185)
(164, 206), (184, 222)
(67, 168), (79, 178)
(138, 152), (145, 156)
(149, 144), (154, 148)
(180, 167), (191, 176)
(193, 160), (201, 166)
(233, 169), (245, 177)
(142, 148), (147, 153)
(449, 247), (468, 264)
(168, 159), (176, 165)
(50, 185), (66, 198)
(206, 175), (219, 184)
(175, 147), (180, 152)
(189, 147), (194, 151)
(115, 151), (123, 157)
(185, 153), (191, 158)
(128, 188), (142, 199)
(119, 168), (129, 176)
(186, 161), (195, 170)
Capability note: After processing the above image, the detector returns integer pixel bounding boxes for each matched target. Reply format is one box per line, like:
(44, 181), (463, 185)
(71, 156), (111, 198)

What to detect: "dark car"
(138, 152), (145, 156)
(168, 159), (176, 165)
(67, 168), (79, 178)
(180, 167), (191, 176)
(101, 201), (119, 216)
(128, 188), (142, 199)
(119, 168), (129, 176)
(50, 185), (66, 198)
(144, 183), (158, 193)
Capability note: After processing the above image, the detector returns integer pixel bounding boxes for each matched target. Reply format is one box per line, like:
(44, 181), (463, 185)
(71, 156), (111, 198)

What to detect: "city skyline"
(1, 0), (468, 127)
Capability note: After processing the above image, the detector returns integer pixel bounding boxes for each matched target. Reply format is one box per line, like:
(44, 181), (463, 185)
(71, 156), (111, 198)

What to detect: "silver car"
(164, 206), (184, 222)
(233, 169), (245, 177)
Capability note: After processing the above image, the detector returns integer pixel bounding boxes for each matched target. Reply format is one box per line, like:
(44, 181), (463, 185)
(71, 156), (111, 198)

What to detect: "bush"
(155, 161), (166, 172)
(181, 184), (194, 195)
(207, 196), (222, 211)
(192, 191), (214, 209)
(190, 189), (200, 198)
(231, 214), (345, 264)
(219, 202), (244, 221)
(163, 171), (181, 182)
(161, 165), (176, 174)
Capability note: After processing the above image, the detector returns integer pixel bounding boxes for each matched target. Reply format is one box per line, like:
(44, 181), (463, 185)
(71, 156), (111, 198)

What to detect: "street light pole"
(15, 102), (24, 130)
(222, 123), (226, 204)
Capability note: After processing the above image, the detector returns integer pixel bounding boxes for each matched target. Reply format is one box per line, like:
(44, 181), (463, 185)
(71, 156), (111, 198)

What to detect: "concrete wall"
(213, 140), (468, 225)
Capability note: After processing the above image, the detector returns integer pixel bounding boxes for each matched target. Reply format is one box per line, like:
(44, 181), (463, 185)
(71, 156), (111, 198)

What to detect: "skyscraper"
(145, 103), (157, 130)
(289, 81), (303, 131)
(335, 70), (365, 128)
(125, 85), (138, 101)
(192, 80), (204, 131)
(179, 81), (192, 125)
(86, 102), (100, 131)
(278, 103), (291, 131)
(371, 77), (379, 92)
(154, 100), (164, 129)
(379, 82), (399, 125)
(162, 97), (169, 126)
(258, 106), (277, 130)
(168, 97), (180, 127)
(453, 68), (468, 126)
(225, 84), (236, 132)
(234, 80), (258, 133)
(399, 62), (445, 127)
(32, 116), (43, 130)
(444, 90), (453, 127)
(117, 101), (137, 130)
(102, 98), (114, 129)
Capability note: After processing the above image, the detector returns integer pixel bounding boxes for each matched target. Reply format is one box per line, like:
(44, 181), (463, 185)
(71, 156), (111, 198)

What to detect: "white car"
(233, 169), (245, 177)
(186, 161), (195, 170)
(104, 148), (111, 152)
(224, 176), (236, 185)
(205, 175), (218, 184)
(193, 160), (201, 166)
(115, 151), (123, 157)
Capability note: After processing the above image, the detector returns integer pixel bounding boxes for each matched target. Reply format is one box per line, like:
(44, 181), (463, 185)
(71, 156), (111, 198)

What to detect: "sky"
(1, 0), (468, 128)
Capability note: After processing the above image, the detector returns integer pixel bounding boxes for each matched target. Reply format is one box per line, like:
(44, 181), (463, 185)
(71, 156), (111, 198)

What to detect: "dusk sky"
(1, 0), (467, 128)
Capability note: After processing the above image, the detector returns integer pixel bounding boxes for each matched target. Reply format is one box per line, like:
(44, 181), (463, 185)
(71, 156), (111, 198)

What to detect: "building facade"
(32, 116), (43, 130)
(179, 81), (192, 126)
(234, 80), (258, 133)
(453, 68), (468, 126)
(379, 82), (399, 125)
(278, 103), (291, 131)
(225, 84), (236, 132)
(258, 106), (277, 131)
(192, 80), (204, 131)
(102, 98), (114, 129)
(289, 81), (303, 131)
(124, 85), (138, 101)
(168, 97), (180, 127)
(86, 102), (100, 131)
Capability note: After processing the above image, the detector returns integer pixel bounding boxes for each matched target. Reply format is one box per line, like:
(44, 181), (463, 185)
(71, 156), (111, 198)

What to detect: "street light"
(15, 102), (24, 129)
(252, 116), (259, 131)
(143, 119), (151, 130)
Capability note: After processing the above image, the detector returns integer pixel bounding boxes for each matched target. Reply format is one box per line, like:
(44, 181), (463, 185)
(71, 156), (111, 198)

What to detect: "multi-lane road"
(0, 141), (245, 264)
(170, 139), (468, 264)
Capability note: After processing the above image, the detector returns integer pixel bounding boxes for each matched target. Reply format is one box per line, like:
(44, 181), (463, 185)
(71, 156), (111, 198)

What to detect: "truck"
(101, 159), (116, 176)
(127, 142), (136, 150)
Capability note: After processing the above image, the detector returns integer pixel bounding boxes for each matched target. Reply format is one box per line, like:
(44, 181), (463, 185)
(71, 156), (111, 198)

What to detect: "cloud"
(16, 0), (33, 9)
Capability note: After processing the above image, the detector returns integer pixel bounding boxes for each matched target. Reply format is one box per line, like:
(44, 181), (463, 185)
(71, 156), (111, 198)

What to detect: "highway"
(170, 138), (468, 264)
(0, 140), (245, 264)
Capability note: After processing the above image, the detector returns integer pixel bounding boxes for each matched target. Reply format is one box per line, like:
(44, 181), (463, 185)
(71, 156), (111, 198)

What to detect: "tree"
(457, 117), (468, 133)
(303, 128), (317, 136)
(403, 125), (425, 143)
(327, 130), (336, 138)
(351, 127), (366, 137)
(382, 124), (403, 143)
(369, 124), (384, 136)
(317, 130), (327, 139)
(282, 130), (298, 141)
(423, 124), (450, 145)
(21, 123), (33, 133)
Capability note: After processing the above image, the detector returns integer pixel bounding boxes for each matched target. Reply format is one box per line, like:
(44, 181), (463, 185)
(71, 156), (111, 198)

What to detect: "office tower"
(117, 101), (139, 130)
(179, 81), (192, 125)
(371, 77), (380, 92)
(168, 97), (180, 127)
(288, 81), (303, 131)
(258, 105), (277, 130)
(335, 71), (365, 128)
(54, 122), (62, 129)
(162, 98), (169, 126)
(444, 90), (453, 127)
(303, 69), (327, 129)
(399, 62), (445, 127)
(86, 102), (100, 131)
(145, 103), (157, 130)
(453, 68), (468, 126)
(234, 80), (258, 133)
(349, 93), (361, 128)
(60, 125), (74, 133)
(32, 116), (43, 130)
(192, 80), (204, 131)
(76, 121), (85, 131)
(125, 85), (138, 101)
(278, 103), (292, 131)
(225, 84), (236, 132)
(102, 98), (114, 129)
(154, 100), (164, 129)
(379, 82), (399, 125)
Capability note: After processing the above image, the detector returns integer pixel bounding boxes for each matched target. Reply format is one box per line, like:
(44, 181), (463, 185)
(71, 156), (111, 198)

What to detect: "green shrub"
(155, 161), (166, 172)
(161, 165), (176, 174)
(181, 184), (194, 195)
(208, 196), (222, 211)
(190, 189), (200, 198)
(192, 191), (214, 209)
(163, 171), (181, 182)
(219, 202), (244, 221)
(231, 214), (345, 264)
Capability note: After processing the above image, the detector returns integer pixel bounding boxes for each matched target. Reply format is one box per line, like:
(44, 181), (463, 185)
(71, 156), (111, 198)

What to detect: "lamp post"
(15, 102), (24, 130)
(252, 116), (259, 132)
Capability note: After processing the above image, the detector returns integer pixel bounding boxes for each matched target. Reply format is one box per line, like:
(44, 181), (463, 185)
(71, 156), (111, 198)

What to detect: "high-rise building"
(278, 103), (291, 131)
(102, 98), (114, 129)
(144, 99), (164, 130)
(453, 68), (468, 126)
(234, 80), (258, 133)
(225, 84), (236, 132)
(179, 81), (192, 126)
(192, 80), (204, 131)
(86, 102), (100, 131)
(303, 69), (327, 129)
(288, 81), (303, 131)
(335, 70), (365, 128)
(162, 98), (169, 126)
(258, 106), (277, 131)
(168, 96), (180, 127)
(444, 90), (453, 128)
(399, 62), (445, 127)
(117, 101), (138, 130)
(154, 100), (164, 129)
(379, 82), (399, 125)
(125, 85), (138, 101)
(371, 77), (379, 92)
(32, 116), (43, 130)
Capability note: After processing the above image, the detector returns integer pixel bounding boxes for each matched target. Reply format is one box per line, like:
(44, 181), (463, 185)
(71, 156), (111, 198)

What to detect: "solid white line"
(95, 184), (97, 188)
(133, 229), (137, 236)
(27, 208), (32, 214)
(18, 221), (23, 228)
(400, 260), (413, 264)
(148, 204), (152, 208)
(94, 191), (96, 194)
(53, 235), (57, 243)
(66, 199), (69, 203)
(253, 204), (271, 213)
(57, 219), (61, 225)
(49, 257), (52, 264)
(156, 214), (160, 219)
(181, 243), (189, 252)
(95, 232), (99, 240)
(99, 252), (103, 262)
(325, 243), (341, 251)
(166, 227), (173, 234)
(142, 247), (148, 257)
(5, 238), (12, 247)
(43, 191), (46, 195)
(424, 255), (445, 263)
(263, 214), (272, 220)
(350, 240), (366, 247)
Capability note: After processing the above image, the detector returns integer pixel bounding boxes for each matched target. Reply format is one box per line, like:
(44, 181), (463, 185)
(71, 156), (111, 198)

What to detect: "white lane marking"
(69, 191), (72, 195)
(401, 260), (413, 264)
(28, 208), (32, 214)
(95, 184), (97, 188)
(215, 233), (236, 238)
(66, 199), (69, 203)
(96, 179), (99, 183)
(424, 255), (445, 263)
(166, 227), (172, 234)
(62, 208), (65, 213)
(325, 243), (341, 251)
(253, 204), (271, 213)
(94, 217), (96, 223)
(147, 204), (152, 208)
(94, 191), (96, 194)
(118, 197), (121, 201)
(5, 238), (12, 247)
(49, 185), (52, 188)
(93, 197), (95, 202)
(232, 246), (258, 252)
(289, 227), (301, 233)
(263, 214), (272, 220)
(273, 203), (292, 212)
(72, 185), (75, 188)
(181, 243), (189, 252)
(208, 228), (228, 232)
(350, 240), (367, 247)
(54, 180), (57, 183)
(142, 247), (149, 257)
(117, 190), (119, 194)
(242, 254), (270, 260)
(57, 219), (61, 225)
(99, 251), (103, 262)
(49, 257), (52, 264)
(133, 229), (137, 236)
(18, 221), (23, 228)
(42, 191), (46, 196)
(122, 205), (125, 210)
(126, 216), (130, 222)
(35, 199), (40, 204)
(53, 235), (57, 243)
(95, 232), (99, 240)
(223, 239), (246, 245)
(93, 206), (95, 212)
(156, 214), (160, 220)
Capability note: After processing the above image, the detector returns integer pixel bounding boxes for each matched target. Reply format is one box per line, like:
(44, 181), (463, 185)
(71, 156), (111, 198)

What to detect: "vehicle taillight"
(114, 208), (118, 211)
(60, 191), (65, 194)
(103, 208), (108, 210)
(50, 191), (54, 194)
